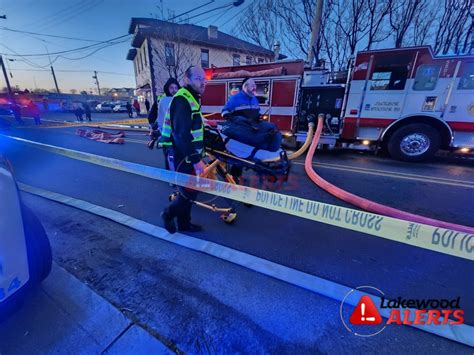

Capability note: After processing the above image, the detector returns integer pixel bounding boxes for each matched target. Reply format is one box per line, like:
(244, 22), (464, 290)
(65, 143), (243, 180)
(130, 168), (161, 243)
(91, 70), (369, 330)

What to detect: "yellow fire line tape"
(35, 119), (149, 129)
(4, 135), (473, 261)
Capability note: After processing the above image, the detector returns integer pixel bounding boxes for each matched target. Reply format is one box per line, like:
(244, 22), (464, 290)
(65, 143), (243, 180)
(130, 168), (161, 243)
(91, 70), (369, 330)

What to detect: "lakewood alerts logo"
(340, 286), (465, 337)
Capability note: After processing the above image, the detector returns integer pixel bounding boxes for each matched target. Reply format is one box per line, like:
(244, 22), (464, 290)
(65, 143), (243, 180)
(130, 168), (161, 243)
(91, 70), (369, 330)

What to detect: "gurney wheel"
(221, 211), (237, 224)
(168, 192), (178, 202)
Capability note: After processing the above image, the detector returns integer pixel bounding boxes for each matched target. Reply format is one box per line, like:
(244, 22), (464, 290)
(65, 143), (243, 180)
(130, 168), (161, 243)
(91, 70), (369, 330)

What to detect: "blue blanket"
(221, 116), (282, 152)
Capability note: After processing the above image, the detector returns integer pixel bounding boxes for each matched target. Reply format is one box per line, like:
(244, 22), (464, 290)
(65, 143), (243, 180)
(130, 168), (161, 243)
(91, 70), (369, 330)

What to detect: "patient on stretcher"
(220, 77), (282, 154)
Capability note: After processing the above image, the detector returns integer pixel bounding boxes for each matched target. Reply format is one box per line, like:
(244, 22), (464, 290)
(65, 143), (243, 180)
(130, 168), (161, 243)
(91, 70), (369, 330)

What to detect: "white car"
(96, 102), (114, 113)
(113, 103), (128, 113)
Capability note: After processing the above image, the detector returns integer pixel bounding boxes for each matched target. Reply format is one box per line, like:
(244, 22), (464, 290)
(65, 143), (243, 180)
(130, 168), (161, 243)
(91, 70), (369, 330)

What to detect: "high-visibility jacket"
(159, 87), (204, 162)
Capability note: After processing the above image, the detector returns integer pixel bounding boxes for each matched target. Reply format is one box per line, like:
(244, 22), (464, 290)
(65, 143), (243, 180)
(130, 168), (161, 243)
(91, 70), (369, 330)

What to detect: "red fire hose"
(305, 115), (474, 234)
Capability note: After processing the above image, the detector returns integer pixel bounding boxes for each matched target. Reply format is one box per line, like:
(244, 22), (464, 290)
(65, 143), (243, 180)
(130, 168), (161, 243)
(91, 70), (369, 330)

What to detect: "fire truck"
(202, 46), (474, 162)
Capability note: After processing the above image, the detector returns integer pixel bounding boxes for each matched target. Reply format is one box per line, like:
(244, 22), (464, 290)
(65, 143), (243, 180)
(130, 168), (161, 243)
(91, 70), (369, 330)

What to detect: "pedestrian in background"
(126, 101), (133, 118)
(27, 100), (41, 125)
(145, 98), (150, 114)
(83, 102), (92, 122)
(133, 99), (140, 116)
(74, 104), (84, 122)
(11, 102), (23, 124)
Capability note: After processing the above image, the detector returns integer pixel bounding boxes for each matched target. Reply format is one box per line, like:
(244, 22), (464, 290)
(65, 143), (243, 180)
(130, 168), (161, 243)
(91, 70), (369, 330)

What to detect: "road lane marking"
(18, 183), (474, 348)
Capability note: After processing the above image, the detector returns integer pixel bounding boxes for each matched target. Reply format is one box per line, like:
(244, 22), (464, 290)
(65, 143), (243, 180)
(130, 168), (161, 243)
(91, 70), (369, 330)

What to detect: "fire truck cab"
(202, 46), (474, 162)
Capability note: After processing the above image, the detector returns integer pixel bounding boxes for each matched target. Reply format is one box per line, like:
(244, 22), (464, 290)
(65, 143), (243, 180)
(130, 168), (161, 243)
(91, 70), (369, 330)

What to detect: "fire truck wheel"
(387, 124), (440, 162)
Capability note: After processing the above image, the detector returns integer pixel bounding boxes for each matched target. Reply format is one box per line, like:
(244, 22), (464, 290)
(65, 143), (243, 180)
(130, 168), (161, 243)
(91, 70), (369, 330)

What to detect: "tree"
(409, 0), (440, 46)
(389, 0), (422, 48)
(433, 0), (471, 54)
(233, 0), (280, 51)
(146, 21), (199, 90)
(365, 0), (392, 50)
(271, 0), (315, 58)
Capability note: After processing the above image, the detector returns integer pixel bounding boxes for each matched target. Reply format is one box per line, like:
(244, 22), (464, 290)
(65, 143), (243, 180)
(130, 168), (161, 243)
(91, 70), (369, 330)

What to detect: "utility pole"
(92, 71), (101, 95)
(0, 55), (14, 101)
(307, 0), (324, 68)
(44, 45), (60, 93)
(51, 66), (60, 93)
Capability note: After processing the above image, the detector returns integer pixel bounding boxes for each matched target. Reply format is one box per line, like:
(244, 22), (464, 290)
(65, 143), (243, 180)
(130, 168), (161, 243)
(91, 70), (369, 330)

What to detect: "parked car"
(113, 102), (128, 113)
(96, 102), (114, 113)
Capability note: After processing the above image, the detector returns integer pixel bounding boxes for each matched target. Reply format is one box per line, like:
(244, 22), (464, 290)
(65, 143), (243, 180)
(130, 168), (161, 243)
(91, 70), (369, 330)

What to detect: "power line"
(194, 6), (230, 25)
(38, 0), (104, 33)
(0, 26), (120, 44)
(167, 1), (215, 22)
(56, 39), (130, 61)
(7, 68), (134, 76)
(20, 0), (95, 31)
(0, 43), (57, 68)
(176, 3), (235, 24)
(0, 34), (131, 57)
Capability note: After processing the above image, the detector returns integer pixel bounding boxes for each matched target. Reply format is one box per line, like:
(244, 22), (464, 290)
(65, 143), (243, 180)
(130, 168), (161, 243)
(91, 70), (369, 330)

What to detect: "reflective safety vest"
(159, 87), (204, 159)
(156, 93), (165, 103)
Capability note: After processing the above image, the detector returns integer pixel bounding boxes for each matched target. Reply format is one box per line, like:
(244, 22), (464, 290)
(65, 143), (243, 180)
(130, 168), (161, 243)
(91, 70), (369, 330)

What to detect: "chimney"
(273, 40), (281, 61)
(208, 25), (218, 40)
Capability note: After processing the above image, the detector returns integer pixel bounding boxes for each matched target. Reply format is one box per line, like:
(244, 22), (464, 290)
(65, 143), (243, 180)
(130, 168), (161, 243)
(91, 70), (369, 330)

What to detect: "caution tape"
(35, 118), (149, 129)
(4, 135), (473, 261)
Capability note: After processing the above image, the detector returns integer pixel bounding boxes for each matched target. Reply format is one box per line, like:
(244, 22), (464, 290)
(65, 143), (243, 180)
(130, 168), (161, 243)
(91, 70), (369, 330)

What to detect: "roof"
(128, 17), (274, 57)
(126, 49), (137, 60)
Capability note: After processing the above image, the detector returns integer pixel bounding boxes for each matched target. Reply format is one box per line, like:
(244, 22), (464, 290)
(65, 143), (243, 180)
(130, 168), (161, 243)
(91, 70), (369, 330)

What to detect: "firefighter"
(160, 66), (207, 234)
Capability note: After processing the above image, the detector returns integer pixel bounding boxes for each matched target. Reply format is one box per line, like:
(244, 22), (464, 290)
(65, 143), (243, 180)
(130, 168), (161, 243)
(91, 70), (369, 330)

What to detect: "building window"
(139, 51), (144, 71)
(165, 43), (175, 66)
(201, 49), (209, 68)
(258, 58), (264, 63)
(457, 62), (474, 90)
(232, 54), (240, 66)
(143, 46), (147, 67)
(136, 55), (141, 73)
(413, 64), (441, 91)
(246, 56), (252, 65)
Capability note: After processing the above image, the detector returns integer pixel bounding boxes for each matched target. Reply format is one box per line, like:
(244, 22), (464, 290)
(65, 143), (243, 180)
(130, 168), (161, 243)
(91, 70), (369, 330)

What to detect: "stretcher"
(167, 126), (291, 224)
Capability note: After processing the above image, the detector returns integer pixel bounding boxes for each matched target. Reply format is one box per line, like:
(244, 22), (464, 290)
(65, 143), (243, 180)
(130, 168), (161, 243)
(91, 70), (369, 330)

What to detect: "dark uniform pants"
(166, 152), (198, 228)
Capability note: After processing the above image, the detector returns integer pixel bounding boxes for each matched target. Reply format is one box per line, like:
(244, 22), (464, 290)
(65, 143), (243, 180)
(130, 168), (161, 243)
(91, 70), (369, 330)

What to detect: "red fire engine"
(202, 46), (474, 161)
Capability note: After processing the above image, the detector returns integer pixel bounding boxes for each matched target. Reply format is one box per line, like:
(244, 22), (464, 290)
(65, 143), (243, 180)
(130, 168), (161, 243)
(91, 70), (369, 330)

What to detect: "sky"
(0, 0), (249, 92)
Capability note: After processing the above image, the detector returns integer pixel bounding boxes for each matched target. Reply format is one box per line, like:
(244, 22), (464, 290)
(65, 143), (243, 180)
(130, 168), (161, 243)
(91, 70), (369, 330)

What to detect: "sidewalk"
(0, 263), (171, 354)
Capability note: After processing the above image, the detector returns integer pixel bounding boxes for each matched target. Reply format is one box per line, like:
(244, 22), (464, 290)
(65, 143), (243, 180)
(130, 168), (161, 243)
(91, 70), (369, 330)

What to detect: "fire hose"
(262, 118), (316, 163)
(305, 114), (474, 234)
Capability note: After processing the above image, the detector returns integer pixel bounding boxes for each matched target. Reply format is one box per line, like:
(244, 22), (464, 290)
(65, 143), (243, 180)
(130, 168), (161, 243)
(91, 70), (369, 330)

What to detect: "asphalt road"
(0, 116), (473, 352)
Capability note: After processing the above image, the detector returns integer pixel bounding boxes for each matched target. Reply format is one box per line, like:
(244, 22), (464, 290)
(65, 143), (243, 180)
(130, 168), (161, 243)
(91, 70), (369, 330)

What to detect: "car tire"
(387, 124), (440, 162)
